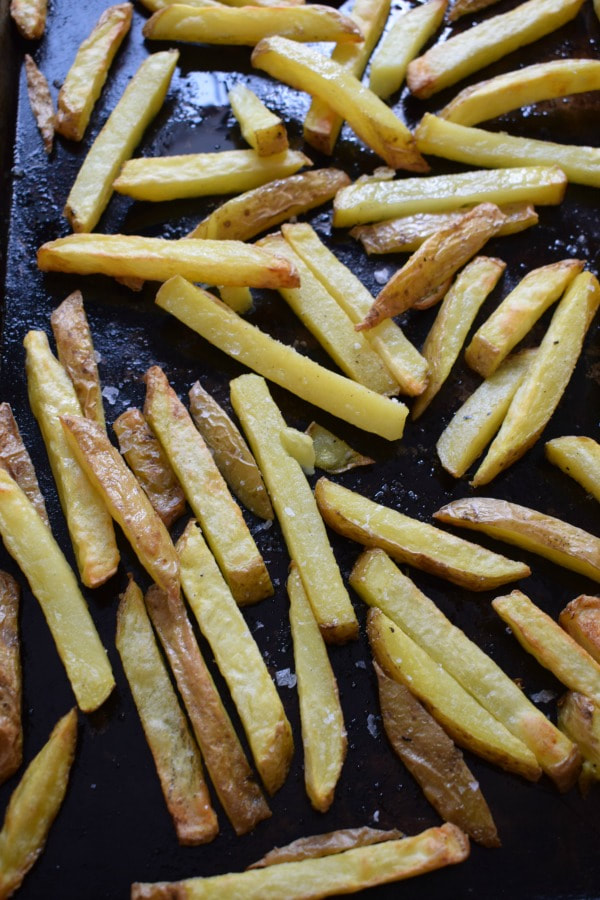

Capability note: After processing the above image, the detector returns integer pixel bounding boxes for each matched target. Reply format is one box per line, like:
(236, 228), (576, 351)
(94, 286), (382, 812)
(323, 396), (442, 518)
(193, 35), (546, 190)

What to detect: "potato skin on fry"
(10, 0), (47, 40)
(0, 402), (48, 525)
(24, 55), (54, 154)
(0, 573), (21, 786)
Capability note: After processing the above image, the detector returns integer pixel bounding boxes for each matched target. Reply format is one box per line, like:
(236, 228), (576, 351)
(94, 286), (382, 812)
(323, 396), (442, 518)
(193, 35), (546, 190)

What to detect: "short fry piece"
(560, 595), (600, 663)
(248, 827), (403, 868)
(229, 84), (288, 156)
(56, 3), (133, 141)
(24, 55), (54, 154)
(10, 0), (46, 40)
(0, 403), (48, 525)
(0, 709), (76, 900)
(558, 692), (600, 791)
(307, 422), (374, 475)
(0, 573), (21, 786)
(448, 0), (500, 20)
(217, 285), (253, 314)
(546, 436), (600, 502)
(316, 477), (530, 590)
(116, 579), (218, 845)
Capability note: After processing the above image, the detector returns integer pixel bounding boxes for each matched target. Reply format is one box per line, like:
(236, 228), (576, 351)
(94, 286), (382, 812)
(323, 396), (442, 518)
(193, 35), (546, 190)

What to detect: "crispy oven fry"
(546, 436), (600, 502)
(10, 0), (46, 40)
(0, 402), (48, 525)
(24, 55), (54, 154)
(228, 84), (288, 156)
(0, 572), (21, 786)
(560, 595), (600, 663)
(248, 827), (403, 869)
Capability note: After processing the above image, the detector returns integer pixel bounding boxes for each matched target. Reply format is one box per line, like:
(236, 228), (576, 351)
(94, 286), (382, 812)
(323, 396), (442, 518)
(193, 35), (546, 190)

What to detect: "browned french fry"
(0, 572), (21, 786)
(0, 403), (48, 525)
(24, 55), (54, 154)
(10, 0), (47, 40)
(560, 595), (600, 663)
(248, 827), (403, 868)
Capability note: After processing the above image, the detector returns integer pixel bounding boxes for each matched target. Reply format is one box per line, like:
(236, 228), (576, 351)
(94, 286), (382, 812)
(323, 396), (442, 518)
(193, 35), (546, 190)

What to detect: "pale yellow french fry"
(412, 256), (506, 420)
(333, 165), (566, 228)
(288, 564), (346, 812)
(560, 595), (600, 663)
(24, 330), (119, 589)
(307, 422), (374, 475)
(24, 55), (54, 155)
(472, 271), (600, 486)
(259, 233), (399, 396)
(155, 276), (409, 441)
(407, 0), (585, 99)
(465, 259), (584, 378)
(228, 84), (288, 156)
(546, 436), (600, 502)
(440, 59), (600, 127)
(0, 469), (114, 713)
(0, 402), (48, 525)
(0, 573), (21, 786)
(0, 709), (76, 900)
(369, 0), (446, 99)
(140, 0), (305, 10)
(131, 823), (470, 899)
(415, 114), (600, 189)
(352, 549), (580, 790)
(230, 374), (359, 643)
(281, 222), (428, 397)
(64, 50), (179, 233)
(448, 0), (500, 20)
(176, 520), (293, 795)
(10, 0), (46, 40)
(252, 36), (428, 172)
(303, 0), (391, 156)
(56, 3), (133, 141)
(280, 427), (315, 473)
(217, 285), (253, 314)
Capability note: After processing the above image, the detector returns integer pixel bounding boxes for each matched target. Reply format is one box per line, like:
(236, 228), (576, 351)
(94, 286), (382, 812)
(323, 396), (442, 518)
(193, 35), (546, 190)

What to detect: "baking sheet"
(1, 0), (600, 897)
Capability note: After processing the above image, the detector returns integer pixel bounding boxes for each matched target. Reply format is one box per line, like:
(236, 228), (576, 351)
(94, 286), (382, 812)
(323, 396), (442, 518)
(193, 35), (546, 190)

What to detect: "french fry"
(471, 271), (600, 486)
(367, 608), (541, 781)
(316, 477), (531, 590)
(406, 0), (585, 99)
(415, 114), (600, 190)
(38, 233), (300, 289)
(59, 413), (180, 601)
(228, 84), (288, 156)
(188, 381), (273, 521)
(155, 276), (409, 441)
(307, 422), (374, 475)
(140, 0), (305, 9)
(560, 595), (600, 663)
(217, 285), (253, 314)
(546, 436), (600, 502)
(116, 580), (218, 845)
(131, 823), (470, 899)
(412, 256), (506, 420)
(248, 827), (404, 868)
(55, 3), (133, 141)
(557, 692), (600, 792)
(64, 49), (178, 233)
(352, 548), (579, 790)
(333, 166), (567, 228)
(24, 55), (54, 154)
(251, 36), (429, 172)
(230, 374), (359, 642)
(465, 259), (584, 378)
(144, 367), (272, 605)
(24, 330), (119, 588)
(177, 520), (293, 795)
(288, 564), (346, 812)
(280, 427), (315, 473)
(144, 584), (271, 835)
(0, 469), (114, 712)
(0, 573), (21, 786)
(368, 0), (446, 99)
(0, 709), (76, 900)
(0, 402), (48, 525)
(357, 204), (506, 330)
(448, 0), (500, 20)
(10, 0), (46, 40)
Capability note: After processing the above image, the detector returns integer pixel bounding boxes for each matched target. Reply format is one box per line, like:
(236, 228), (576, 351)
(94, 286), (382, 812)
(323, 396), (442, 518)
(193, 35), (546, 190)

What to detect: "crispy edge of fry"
(10, 0), (47, 40)
(228, 83), (289, 156)
(116, 579), (219, 845)
(0, 572), (21, 786)
(0, 708), (76, 900)
(24, 54), (54, 154)
(546, 436), (600, 503)
(0, 402), (48, 525)
(247, 827), (404, 869)
(559, 595), (600, 664)
(307, 422), (374, 475)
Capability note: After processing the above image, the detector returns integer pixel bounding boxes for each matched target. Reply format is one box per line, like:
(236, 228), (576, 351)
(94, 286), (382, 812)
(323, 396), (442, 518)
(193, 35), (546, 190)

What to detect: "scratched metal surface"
(1, 0), (600, 897)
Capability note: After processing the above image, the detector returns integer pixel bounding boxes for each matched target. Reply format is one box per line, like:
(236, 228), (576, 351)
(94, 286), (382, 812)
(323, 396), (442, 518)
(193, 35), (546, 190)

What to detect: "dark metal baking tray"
(1, 0), (600, 897)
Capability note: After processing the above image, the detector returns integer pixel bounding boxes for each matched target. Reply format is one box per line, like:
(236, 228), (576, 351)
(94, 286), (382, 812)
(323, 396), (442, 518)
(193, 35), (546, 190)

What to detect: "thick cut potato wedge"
(0, 709), (76, 900)
(144, 367), (272, 606)
(560, 595), (600, 663)
(230, 375), (358, 642)
(60, 413), (180, 601)
(375, 662), (500, 846)
(316, 477), (530, 590)
(131, 823), (470, 899)
(38, 233), (299, 289)
(415, 114), (600, 189)
(353, 549), (579, 789)
(188, 381), (273, 521)
(435, 497), (600, 584)
(116, 580), (218, 845)
(288, 565), (346, 812)
(24, 55), (54, 154)
(177, 520), (293, 795)
(412, 256), (506, 420)
(307, 422), (373, 475)
(145, 584), (271, 835)
(10, 0), (46, 40)
(0, 573), (21, 786)
(369, 0), (446, 99)
(248, 828), (403, 868)
(190, 169), (350, 241)
(228, 84), (288, 156)
(155, 276), (408, 441)
(0, 470), (114, 712)
(333, 165), (567, 228)
(407, 0), (585, 99)
(558, 692), (600, 791)
(493, 591), (600, 706)
(56, 3), (132, 141)
(471, 271), (600, 485)
(465, 259), (583, 378)
(546, 436), (600, 502)
(448, 0), (500, 20)
(24, 330), (119, 588)
(0, 402), (48, 524)
(368, 608), (541, 780)
(64, 50), (178, 232)
(252, 36), (428, 172)
(281, 222), (428, 397)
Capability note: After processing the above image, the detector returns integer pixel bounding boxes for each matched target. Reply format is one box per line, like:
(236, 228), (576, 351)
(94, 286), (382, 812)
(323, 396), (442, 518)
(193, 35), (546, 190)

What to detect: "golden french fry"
(0, 402), (48, 525)
(560, 595), (600, 663)
(228, 84), (288, 156)
(557, 692), (600, 792)
(56, 3), (133, 141)
(0, 573), (21, 786)
(448, 0), (500, 20)
(307, 422), (374, 475)
(217, 285), (253, 313)
(116, 580), (218, 845)
(10, 0), (46, 40)
(64, 49), (178, 232)
(24, 55), (54, 154)
(248, 827), (403, 868)
(546, 436), (600, 502)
